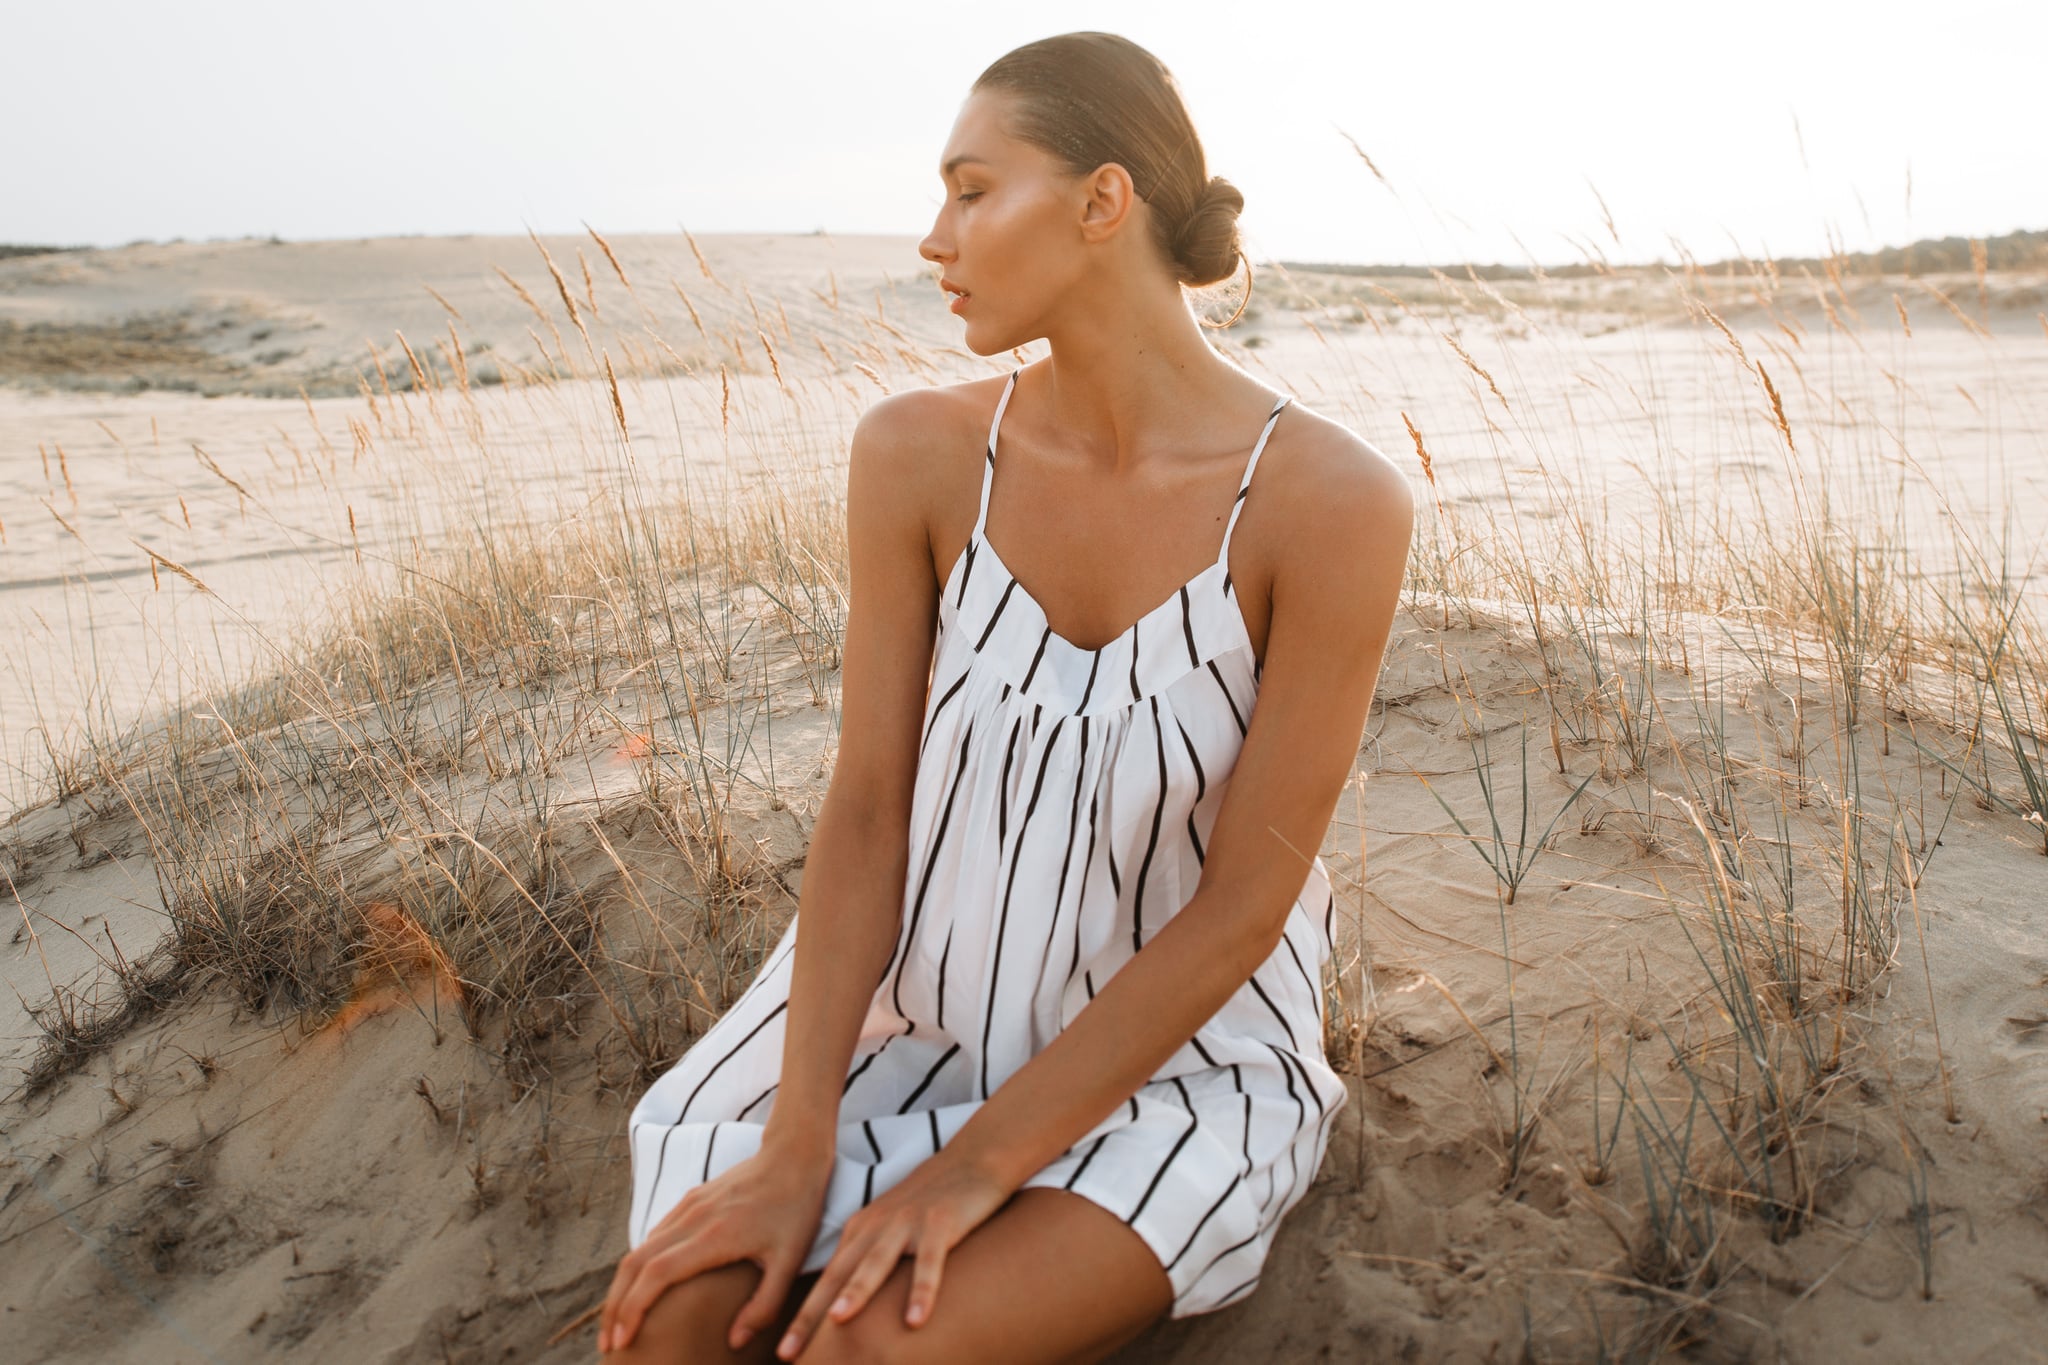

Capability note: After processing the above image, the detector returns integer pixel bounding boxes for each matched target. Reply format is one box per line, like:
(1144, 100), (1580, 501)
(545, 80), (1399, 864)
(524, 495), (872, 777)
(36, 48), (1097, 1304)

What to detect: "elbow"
(1210, 893), (1296, 978)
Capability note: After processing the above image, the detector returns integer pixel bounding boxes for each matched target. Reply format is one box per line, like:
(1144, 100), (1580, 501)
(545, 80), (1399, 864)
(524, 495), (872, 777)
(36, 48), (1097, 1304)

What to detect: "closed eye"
(956, 192), (982, 204)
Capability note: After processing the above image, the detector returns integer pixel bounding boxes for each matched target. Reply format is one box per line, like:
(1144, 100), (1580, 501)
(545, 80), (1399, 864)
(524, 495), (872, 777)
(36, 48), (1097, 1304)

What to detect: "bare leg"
(600, 1263), (823, 1363)
(793, 1187), (1174, 1364)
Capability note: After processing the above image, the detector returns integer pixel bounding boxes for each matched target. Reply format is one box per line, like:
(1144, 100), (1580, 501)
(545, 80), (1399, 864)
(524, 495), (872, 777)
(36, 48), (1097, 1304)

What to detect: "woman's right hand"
(598, 1139), (835, 1355)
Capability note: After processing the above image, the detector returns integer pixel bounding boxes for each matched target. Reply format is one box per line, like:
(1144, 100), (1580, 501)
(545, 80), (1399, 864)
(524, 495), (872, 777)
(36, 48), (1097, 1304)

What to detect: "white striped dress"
(627, 367), (1346, 1319)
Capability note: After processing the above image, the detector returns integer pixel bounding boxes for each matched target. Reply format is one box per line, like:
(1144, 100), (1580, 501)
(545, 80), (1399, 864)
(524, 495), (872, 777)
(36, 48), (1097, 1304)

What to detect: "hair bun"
(1172, 174), (1245, 289)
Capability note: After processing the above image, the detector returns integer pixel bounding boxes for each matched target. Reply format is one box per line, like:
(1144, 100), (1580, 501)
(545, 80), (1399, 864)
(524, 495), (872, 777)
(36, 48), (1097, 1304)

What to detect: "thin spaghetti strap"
(972, 369), (1022, 540)
(1217, 391), (1294, 573)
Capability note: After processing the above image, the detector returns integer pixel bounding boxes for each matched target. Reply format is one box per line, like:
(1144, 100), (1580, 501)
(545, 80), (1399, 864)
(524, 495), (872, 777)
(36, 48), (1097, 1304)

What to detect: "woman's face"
(919, 90), (1116, 355)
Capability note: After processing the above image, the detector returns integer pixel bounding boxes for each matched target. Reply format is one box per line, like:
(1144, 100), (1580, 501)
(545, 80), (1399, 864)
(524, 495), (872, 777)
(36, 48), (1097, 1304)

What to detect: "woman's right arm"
(758, 389), (949, 1166)
(599, 390), (956, 1355)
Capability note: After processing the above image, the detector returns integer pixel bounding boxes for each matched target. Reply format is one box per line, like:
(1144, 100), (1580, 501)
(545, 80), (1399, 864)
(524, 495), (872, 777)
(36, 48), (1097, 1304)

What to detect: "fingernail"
(832, 1294), (853, 1316)
(777, 1331), (799, 1357)
(732, 1327), (753, 1349)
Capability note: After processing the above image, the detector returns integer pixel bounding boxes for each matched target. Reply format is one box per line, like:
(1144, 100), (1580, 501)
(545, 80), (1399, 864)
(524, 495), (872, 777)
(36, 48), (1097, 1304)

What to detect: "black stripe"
(1186, 1226), (1261, 1290)
(863, 1119), (882, 1162)
(675, 998), (788, 1123)
(935, 924), (953, 1029)
(982, 717), (1067, 1097)
(1062, 1132), (1110, 1189)
(996, 712), (1023, 842)
(1166, 1170), (1240, 1271)
(1206, 658), (1246, 735)
(1179, 583), (1199, 666)
(1129, 622), (1141, 699)
(1174, 716), (1208, 800)
(920, 667), (969, 757)
(842, 1027), (901, 1096)
(1037, 718), (1091, 990)
(1126, 1106), (1200, 1225)
(1239, 1090), (1254, 1176)
(891, 717), (978, 1017)
(1270, 1045), (1306, 1192)
(1268, 1041), (1328, 1118)
(1190, 1033), (1220, 1067)
(1280, 924), (1318, 1015)
(1074, 648), (1101, 714)
(863, 1162), (876, 1206)
(956, 536), (979, 606)
(1064, 790), (1101, 997)
(1209, 1273), (1260, 1308)
(1131, 695), (1169, 952)
(735, 1083), (778, 1121)
(1247, 971), (1300, 1049)
(974, 576), (1018, 651)
(1020, 623), (1052, 691)
(928, 1109), (943, 1153)
(641, 1126), (680, 1240)
(701, 1122), (720, 1181)
(898, 1041), (962, 1113)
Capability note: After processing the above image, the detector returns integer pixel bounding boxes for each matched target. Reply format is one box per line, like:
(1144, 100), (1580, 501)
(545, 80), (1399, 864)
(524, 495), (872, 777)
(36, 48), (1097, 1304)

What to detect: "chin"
(961, 319), (1029, 357)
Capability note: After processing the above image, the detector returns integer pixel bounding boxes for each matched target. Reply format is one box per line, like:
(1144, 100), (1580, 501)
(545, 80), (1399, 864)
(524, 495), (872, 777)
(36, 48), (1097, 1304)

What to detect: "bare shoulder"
(850, 375), (1010, 550)
(851, 373), (1006, 470)
(1260, 398), (1416, 582)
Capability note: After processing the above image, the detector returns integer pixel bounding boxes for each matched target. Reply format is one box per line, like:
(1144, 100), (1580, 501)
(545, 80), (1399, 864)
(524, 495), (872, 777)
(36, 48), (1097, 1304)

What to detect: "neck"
(1031, 271), (1243, 475)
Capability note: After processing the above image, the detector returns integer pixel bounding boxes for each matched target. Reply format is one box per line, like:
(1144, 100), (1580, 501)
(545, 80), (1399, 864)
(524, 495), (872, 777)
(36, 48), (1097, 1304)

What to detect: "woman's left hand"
(772, 1148), (1013, 1359)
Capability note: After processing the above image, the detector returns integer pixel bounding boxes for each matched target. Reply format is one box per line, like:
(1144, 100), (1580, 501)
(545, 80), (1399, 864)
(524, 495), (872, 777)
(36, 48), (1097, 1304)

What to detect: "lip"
(948, 291), (970, 314)
(941, 279), (970, 313)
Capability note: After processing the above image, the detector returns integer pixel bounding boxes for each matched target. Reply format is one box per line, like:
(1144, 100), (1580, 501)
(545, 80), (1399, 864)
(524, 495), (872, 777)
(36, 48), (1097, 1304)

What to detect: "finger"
(905, 1233), (949, 1328)
(829, 1230), (907, 1324)
(775, 1244), (851, 1361)
(613, 1234), (733, 1353)
(727, 1251), (799, 1352)
(603, 1193), (698, 1352)
(777, 1230), (890, 1361)
(598, 1249), (641, 1352)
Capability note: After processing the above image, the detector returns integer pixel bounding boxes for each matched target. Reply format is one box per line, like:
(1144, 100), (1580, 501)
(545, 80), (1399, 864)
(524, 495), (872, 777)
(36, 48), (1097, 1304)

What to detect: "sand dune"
(3, 233), (2046, 1361)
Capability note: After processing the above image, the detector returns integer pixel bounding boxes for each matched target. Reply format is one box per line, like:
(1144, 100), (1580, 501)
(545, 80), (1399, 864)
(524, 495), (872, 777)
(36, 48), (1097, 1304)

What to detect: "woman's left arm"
(774, 430), (1415, 1358)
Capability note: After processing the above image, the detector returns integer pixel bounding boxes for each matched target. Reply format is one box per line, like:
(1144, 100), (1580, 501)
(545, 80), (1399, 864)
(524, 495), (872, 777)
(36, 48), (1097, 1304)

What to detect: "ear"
(1076, 161), (1137, 245)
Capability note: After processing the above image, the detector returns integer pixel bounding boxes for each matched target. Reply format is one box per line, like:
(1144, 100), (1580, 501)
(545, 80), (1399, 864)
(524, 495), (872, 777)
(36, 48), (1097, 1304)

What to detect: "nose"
(919, 214), (952, 267)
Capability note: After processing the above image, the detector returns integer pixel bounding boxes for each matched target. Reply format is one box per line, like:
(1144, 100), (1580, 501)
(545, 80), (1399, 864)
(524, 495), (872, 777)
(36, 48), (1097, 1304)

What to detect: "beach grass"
(4, 218), (2043, 1360)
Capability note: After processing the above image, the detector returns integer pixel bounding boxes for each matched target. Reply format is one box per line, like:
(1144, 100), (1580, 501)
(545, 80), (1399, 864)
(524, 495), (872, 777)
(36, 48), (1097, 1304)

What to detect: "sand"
(3, 233), (2046, 1362)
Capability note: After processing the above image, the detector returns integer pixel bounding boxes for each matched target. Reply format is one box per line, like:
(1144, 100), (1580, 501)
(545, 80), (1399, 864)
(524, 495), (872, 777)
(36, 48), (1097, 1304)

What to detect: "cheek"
(971, 200), (1070, 301)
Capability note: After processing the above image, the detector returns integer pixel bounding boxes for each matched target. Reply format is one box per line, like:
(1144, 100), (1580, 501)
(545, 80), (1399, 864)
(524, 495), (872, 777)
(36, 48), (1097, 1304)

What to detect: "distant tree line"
(1276, 226), (2048, 280)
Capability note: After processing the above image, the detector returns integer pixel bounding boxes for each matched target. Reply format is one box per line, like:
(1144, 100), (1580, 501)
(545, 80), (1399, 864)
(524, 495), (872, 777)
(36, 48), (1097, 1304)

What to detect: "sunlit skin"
(596, 86), (1414, 1362)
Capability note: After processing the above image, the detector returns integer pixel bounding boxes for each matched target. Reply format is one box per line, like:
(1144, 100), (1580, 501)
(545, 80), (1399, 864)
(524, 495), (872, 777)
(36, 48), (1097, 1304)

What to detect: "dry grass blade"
(126, 538), (216, 595)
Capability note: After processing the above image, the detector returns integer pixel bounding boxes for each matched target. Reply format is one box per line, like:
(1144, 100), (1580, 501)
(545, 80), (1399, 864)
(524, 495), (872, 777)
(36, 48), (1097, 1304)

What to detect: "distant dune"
(2, 229), (2045, 1363)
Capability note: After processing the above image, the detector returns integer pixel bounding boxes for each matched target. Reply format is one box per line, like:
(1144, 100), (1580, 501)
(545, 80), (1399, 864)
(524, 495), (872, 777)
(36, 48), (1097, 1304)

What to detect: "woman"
(599, 30), (1412, 1364)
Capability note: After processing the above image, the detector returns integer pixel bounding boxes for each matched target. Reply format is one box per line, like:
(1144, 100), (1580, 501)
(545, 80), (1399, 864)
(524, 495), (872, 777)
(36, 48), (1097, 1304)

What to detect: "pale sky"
(6, 0), (2041, 269)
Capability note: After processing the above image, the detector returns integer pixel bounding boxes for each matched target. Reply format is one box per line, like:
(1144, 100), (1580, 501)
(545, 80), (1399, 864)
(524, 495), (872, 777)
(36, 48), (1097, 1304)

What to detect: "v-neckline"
(949, 528), (1253, 661)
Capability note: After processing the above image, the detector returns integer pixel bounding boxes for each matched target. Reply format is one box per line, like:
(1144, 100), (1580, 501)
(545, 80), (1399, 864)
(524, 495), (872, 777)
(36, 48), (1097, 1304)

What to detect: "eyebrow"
(941, 153), (991, 178)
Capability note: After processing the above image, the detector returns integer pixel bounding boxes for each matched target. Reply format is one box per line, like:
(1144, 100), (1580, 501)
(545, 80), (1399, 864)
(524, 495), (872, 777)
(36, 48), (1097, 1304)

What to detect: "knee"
(796, 1306), (928, 1365)
(601, 1262), (757, 1363)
